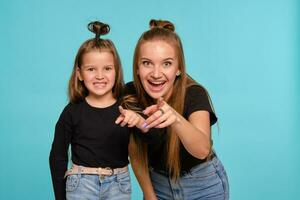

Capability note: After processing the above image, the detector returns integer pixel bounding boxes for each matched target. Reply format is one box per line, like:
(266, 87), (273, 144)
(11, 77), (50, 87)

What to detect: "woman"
(123, 19), (229, 200)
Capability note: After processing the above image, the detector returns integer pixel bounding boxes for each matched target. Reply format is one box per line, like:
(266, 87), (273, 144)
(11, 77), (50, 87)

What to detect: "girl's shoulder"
(56, 101), (85, 124)
(61, 100), (85, 115)
(124, 81), (136, 95)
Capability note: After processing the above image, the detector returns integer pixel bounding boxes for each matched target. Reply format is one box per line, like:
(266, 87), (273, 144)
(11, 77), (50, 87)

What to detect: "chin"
(146, 90), (166, 100)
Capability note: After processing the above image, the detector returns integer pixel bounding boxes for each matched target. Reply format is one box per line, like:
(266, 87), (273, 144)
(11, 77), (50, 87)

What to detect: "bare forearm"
(172, 114), (211, 159)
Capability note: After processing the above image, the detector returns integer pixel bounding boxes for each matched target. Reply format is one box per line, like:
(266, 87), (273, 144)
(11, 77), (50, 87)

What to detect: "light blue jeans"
(149, 156), (229, 200)
(65, 167), (131, 200)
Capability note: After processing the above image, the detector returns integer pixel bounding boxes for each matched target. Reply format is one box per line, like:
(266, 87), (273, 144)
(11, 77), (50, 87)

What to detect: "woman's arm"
(173, 110), (211, 159)
(143, 100), (211, 159)
(128, 137), (157, 200)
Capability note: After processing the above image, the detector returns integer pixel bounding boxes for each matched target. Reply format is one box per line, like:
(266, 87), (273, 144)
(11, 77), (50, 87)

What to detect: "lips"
(147, 80), (166, 92)
(93, 82), (107, 88)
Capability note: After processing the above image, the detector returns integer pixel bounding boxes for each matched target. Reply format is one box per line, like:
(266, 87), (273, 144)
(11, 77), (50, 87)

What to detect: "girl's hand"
(143, 98), (179, 129)
(115, 106), (149, 132)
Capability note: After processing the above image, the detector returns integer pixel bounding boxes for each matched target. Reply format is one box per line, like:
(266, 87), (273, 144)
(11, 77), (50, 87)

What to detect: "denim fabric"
(66, 167), (131, 200)
(149, 156), (229, 200)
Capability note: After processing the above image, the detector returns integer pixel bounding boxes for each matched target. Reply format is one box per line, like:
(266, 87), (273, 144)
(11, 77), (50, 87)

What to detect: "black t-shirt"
(126, 82), (217, 172)
(49, 99), (130, 200)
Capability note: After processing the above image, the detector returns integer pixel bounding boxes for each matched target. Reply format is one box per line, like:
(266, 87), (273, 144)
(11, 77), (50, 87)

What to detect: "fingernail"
(141, 123), (148, 128)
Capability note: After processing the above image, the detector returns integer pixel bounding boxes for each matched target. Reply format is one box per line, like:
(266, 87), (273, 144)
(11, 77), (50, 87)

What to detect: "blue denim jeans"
(65, 167), (131, 200)
(149, 156), (229, 200)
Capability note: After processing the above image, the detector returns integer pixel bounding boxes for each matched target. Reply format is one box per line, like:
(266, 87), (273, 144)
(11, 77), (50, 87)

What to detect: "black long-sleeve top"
(49, 99), (130, 200)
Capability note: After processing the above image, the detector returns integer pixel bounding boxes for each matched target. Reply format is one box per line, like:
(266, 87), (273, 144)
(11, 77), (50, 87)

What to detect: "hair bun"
(149, 19), (175, 31)
(88, 21), (110, 38)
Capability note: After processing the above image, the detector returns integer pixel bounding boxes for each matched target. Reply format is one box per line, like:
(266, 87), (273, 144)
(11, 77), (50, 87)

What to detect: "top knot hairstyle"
(68, 21), (124, 103)
(149, 19), (175, 32)
(88, 21), (110, 43)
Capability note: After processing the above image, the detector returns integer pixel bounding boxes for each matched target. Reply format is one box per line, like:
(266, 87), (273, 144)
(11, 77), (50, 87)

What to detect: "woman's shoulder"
(184, 83), (217, 125)
(186, 84), (209, 99)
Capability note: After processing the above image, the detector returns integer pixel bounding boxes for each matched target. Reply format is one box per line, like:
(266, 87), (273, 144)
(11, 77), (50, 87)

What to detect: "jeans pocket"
(66, 174), (80, 192)
(212, 159), (230, 198)
(187, 162), (217, 180)
(117, 172), (131, 194)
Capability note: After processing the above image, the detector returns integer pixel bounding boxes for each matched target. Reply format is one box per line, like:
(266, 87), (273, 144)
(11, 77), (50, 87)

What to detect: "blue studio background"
(0, 0), (299, 199)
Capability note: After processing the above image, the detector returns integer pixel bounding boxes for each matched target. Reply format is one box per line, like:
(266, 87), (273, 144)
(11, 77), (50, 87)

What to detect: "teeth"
(149, 81), (164, 85)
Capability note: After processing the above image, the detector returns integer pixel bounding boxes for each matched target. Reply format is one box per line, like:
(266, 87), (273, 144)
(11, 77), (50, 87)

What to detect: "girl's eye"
(87, 67), (95, 71)
(104, 66), (113, 71)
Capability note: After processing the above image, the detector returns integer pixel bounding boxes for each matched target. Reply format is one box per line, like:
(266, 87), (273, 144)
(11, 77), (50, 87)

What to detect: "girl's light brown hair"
(128, 19), (201, 179)
(68, 21), (124, 103)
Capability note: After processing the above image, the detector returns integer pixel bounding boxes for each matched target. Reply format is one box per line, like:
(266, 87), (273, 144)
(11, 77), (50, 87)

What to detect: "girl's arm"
(49, 106), (72, 200)
(115, 106), (149, 132)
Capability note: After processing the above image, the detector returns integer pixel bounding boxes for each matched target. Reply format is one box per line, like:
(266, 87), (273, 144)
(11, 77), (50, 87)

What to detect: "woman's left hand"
(143, 98), (179, 129)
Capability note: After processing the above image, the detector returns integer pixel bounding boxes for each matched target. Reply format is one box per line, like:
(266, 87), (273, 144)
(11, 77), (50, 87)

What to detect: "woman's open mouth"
(147, 80), (166, 92)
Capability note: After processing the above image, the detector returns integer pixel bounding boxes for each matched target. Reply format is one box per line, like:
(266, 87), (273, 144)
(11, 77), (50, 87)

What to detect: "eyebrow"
(140, 57), (175, 61)
(163, 58), (174, 61)
(140, 57), (151, 60)
(81, 64), (114, 68)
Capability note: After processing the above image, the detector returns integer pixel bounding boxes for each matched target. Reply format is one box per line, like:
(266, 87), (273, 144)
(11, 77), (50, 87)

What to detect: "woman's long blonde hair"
(126, 19), (200, 179)
(68, 21), (124, 103)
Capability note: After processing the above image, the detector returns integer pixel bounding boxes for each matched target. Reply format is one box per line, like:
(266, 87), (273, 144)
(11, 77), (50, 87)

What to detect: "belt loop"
(77, 165), (82, 178)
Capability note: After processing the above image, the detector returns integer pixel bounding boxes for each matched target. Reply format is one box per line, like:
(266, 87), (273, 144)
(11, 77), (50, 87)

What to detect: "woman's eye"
(142, 61), (151, 67)
(163, 62), (172, 67)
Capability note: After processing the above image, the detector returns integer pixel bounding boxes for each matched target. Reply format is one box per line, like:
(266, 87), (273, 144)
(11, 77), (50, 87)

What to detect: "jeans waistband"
(64, 164), (128, 178)
(151, 151), (216, 176)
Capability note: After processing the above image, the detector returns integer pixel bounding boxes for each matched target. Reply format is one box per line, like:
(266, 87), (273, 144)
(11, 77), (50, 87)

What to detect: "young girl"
(49, 21), (143, 200)
(119, 19), (229, 200)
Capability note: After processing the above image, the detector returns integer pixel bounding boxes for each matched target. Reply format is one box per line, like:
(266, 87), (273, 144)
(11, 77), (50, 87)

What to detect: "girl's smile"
(77, 51), (116, 103)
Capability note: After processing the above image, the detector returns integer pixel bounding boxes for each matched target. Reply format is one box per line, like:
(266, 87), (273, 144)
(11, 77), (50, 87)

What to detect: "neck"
(85, 93), (116, 108)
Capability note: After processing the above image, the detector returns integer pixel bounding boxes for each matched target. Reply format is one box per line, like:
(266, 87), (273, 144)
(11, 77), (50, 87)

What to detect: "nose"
(95, 70), (104, 79)
(151, 66), (162, 79)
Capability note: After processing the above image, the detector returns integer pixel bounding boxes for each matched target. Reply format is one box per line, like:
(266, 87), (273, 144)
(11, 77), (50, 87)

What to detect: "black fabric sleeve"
(49, 104), (72, 200)
(185, 85), (217, 126)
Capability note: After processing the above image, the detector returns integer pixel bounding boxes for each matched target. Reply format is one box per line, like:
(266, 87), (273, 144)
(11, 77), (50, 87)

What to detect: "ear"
(176, 70), (181, 76)
(136, 68), (139, 76)
(76, 68), (83, 81)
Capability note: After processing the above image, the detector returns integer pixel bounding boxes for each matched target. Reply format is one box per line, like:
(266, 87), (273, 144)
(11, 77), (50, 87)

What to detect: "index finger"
(157, 97), (164, 107)
(144, 110), (163, 126)
(119, 106), (126, 115)
(143, 104), (159, 116)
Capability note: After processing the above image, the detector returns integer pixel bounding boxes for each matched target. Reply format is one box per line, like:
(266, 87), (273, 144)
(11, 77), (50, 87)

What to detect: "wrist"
(144, 193), (157, 200)
(136, 117), (149, 133)
(171, 112), (182, 129)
